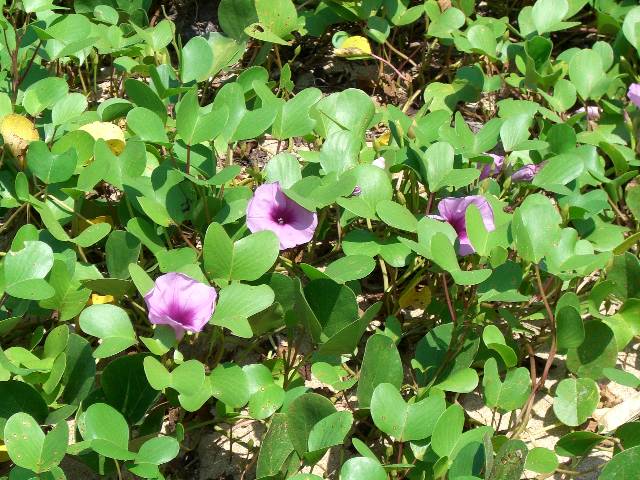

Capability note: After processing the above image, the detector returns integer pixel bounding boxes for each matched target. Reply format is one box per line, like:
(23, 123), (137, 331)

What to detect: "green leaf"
(357, 334), (403, 408)
(264, 153), (302, 189)
(124, 79), (167, 123)
(51, 93), (87, 125)
(434, 367), (479, 393)
(483, 325), (517, 368)
(423, 141), (454, 191)
(569, 49), (608, 101)
(432, 404), (465, 457)
(556, 306), (585, 349)
(73, 222), (112, 248)
(500, 114), (531, 152)
(488, 439), (527, 480)
(81, 403), (133, 460)
(319, 131), (360, 175)
(312, 88), (375, 139)
(512, 194), (562, 263)
(106, 231), (141, 279)
(566, 321), (617, 379)
(218, 0), (258, 40)
(256, 413), (295, 478)
(212, 283), (275, 337)
(371, 383), (445, 442)
(134, 436), (180, 466)
(308, 410), (353, 452)
(209, 363), (250, 408)
(286, 393), (336, 459)
(533, 152), (585, 193)
(603, 367), (640, 388)
(22, 78), (69, 116)
(553, 378), (599, 426)
(600, 446), (640, 479)
(272, 88), (322, 139)
(324, 255), (376, 283)
(176, 89), (229, 145)
(376, 200), (418, 232)
(622, 6), (640, 53)
(555, 431), (604, 457)
(532, 0), (568, 34)
(0, 380), (48, 435)
(203, 223), (279, 283)
(4, 413), (68, 473)
(61, 334), (96, 405)
(340, 457), (387, 480)
(181, 36), (214, 83)
(101, 354), (159, 424)
(78, 304), (137, 358)
(525, 447), (559, 474)
(483, 358), (531, 412)
(467, 24), (497, 57)
(253, 0), (298, 41)
(126, 107), (169, 144)
(3, 241), (55, 300)
(129, 263), (155, 296)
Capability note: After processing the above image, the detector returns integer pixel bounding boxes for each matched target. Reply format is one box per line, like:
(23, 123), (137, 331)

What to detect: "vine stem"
(185, 143), (191, 175)
(441, 273), (457, 324)
(512, 265), (557, 438)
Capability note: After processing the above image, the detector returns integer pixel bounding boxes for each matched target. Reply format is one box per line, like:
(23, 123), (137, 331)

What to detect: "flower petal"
(628, 83), (640, 108)
(434, 196), (495, 256)
(144, 272), (217, 338)
(246, 182), (317, 249)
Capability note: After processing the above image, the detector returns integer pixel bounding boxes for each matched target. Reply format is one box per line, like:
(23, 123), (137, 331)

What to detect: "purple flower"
(479, 153), (504, 180)
(144, 272), (217, 340)
(431, 196), (495, 256)
(246, 182), (318, 250)
(576, 106), (601, 121)
(351, 185), (362, 196)
(628, 83), (640, 108)
(511, 163), (545, 182)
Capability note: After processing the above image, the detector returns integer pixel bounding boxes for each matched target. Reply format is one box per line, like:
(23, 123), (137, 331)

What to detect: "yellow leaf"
(0, 443), (10, 462)
(0, 114), (39, 169)
(375, 130), (391, 148)
(76, 215), (114, 235)
(89, 293), (115, 305)
(334, 35), (372, 58)
(399, 285), (432, 310)
(79, 121), (126, 155)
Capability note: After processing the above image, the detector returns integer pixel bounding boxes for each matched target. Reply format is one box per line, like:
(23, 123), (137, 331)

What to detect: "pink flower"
(628, 83), (640, 108)
(246, 182), (318, 250)
(479, 153), (504, 180)
(511, 163), (544, 182)
(144, 272), (217, 339)
(431, 196), (495, 256)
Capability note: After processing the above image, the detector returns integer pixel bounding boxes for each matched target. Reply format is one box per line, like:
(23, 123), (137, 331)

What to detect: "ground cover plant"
(1, 0), (640, 478)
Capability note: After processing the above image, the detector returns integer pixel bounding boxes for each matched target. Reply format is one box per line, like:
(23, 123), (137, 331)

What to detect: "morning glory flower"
(144, 272), (217, 340)
(628, 83), (640, 108)
(511, 163), (545, 182)
(246, 182), (318, 250)
(479, 153), (504, 180)
(432, 196), (495, 256)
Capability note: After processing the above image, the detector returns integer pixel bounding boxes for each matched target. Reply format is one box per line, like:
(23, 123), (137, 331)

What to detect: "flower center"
(271, 207), (290, 226)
